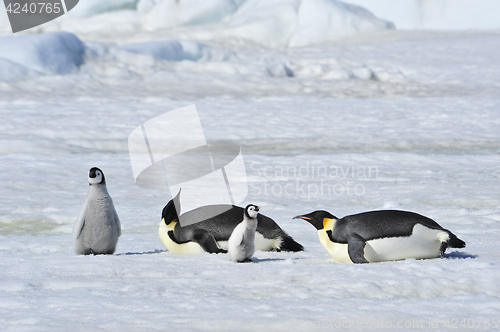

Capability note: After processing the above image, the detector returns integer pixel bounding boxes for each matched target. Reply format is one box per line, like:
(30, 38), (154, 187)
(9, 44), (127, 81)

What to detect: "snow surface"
(1, 1), (500, 331)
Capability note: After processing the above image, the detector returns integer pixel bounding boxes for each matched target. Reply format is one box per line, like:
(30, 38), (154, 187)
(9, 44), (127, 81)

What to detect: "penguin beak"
(293, 215), (310, 221)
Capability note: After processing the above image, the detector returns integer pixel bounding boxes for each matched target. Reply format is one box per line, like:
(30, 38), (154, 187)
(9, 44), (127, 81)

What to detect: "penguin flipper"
(113, 207), (121, 237)
(192, 229), (227, 254)
(168, 230), (182, 244)
(235, 232), (245, 247)
(73, 200), (88, 239)
(346, 234), (369, 264)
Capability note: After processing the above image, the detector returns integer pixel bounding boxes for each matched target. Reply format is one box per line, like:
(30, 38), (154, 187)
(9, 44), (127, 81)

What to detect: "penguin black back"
(334, 210), (446, 243)
(296, 209), (448, 242)
(175, 204), (282, 241)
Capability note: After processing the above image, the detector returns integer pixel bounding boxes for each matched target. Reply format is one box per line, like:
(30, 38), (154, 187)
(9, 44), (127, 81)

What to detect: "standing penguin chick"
(73, 167), (121, 255)
(228, 204), (259, 263)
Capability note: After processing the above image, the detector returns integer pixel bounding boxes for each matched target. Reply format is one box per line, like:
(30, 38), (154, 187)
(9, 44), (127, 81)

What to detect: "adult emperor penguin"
(158, 190), (303, 254)
(294, 210), (466, 263)
(228, 204), (259, 263)
(73, 167), (121, 255)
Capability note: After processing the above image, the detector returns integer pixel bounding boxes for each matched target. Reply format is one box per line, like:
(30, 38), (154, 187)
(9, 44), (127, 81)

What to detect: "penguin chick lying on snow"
(73, 167), (121, 255)
(228, 204), (259, 263)
(295, 209), (465, 264)
(159, 190), (303, 254)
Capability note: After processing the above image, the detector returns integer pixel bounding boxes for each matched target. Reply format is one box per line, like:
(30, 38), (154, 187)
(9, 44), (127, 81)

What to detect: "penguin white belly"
(364, 224), (449, 262)
(318, 229), (351, 263)
(255, 232), (282, 251)
(319, 223), (450, 263)
(158, 221), (205, 254)
(217, 241), (228, 250)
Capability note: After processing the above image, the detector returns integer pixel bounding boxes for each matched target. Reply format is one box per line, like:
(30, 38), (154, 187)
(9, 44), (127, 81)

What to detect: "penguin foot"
(236, 258), (253, 263)
(439, 242), (447, 258)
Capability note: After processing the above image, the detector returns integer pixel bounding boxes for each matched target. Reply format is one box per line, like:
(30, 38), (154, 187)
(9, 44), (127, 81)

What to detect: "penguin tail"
(280, 235), (304, 252)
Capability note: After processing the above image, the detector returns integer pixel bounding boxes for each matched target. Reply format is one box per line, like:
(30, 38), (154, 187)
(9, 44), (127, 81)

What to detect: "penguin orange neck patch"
(162, 218), (178, 226)
(323, 218), (334, 230)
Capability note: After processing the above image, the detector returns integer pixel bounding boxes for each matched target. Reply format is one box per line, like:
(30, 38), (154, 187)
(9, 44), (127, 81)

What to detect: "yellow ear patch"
(323, 218), (337, 230)
(162, 218), (178, 225)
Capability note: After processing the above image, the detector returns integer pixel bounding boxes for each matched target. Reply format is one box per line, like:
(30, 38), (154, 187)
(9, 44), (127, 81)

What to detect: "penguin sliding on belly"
(294, 210), (466, 263)
(159, 191), (303, 254)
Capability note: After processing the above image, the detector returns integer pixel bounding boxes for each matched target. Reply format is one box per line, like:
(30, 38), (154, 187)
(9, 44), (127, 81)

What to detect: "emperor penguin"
(158, 190), (303, 254)
(228, 204), (259, 263)
(294, 210), (466, 263)
(73, 167), (121, 255)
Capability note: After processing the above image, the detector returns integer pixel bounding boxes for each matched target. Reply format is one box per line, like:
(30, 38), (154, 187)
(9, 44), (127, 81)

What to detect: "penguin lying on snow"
(159, 191), (303, 254)
(228, 204), (259, 263)
(294, 210), (465, 263)
(73, 167), (121, 255)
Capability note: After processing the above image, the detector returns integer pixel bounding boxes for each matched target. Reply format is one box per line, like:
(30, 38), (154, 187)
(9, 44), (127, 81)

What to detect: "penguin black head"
(244, 204), (259, 219)
(88, 167), (106, 185)
(162, 189), (181, 225)
(293, 210), (337, 230)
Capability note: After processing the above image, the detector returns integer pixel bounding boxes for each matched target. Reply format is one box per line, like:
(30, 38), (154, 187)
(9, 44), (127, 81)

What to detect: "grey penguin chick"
(73, 167), (121, 255)
(228, 204), (259, 263)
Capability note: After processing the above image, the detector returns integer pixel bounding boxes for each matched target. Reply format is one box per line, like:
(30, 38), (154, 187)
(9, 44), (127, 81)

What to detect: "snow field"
(0, 0), (499, 330)
(1, 94), (499, 330)
(0, 231), (496, 332)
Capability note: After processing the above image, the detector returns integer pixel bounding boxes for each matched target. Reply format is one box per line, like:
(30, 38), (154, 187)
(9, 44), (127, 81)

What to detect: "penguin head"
(293, 210), (337, 230)
(244, 204), (259, 219)
(88, 167), (106, 185)
(162, 189), (181, 225)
